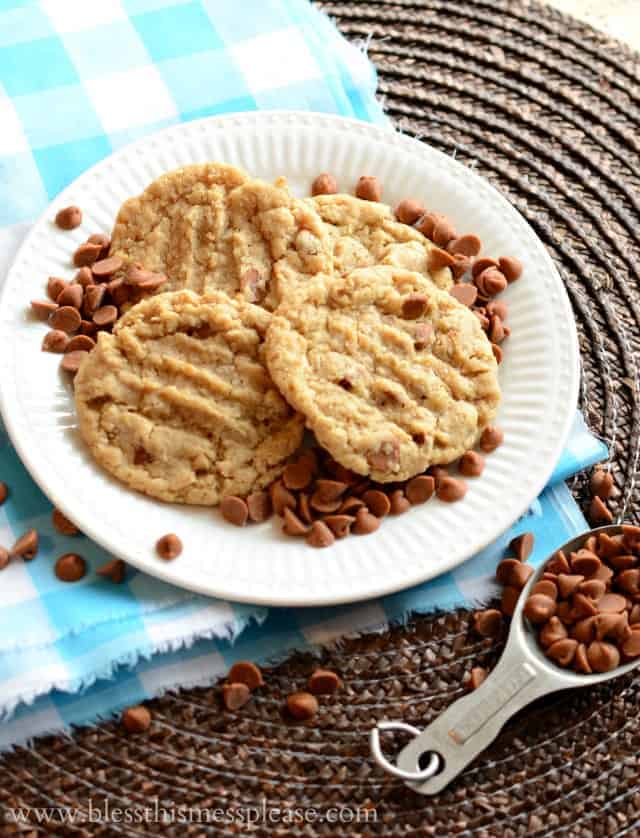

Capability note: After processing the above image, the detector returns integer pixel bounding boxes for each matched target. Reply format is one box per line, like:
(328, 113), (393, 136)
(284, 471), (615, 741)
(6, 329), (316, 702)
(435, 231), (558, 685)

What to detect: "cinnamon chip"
(523, 594), (556, 623)
(73, 241), (102, 267)
(283, 461), (313, 491)
(91, 256), (123, 278)
(83, 284), (107, 316)
(306, 520), (335, 548)
(488, 315), (505, 344)
(55, 206), (82, 230)
(42, 330), (69, 353)
(436, 476), (467, 503)
(405, 475), (435, 504)
(486, 300), (508, 320)
(57, 284), (83, 309)
(431, 216), (456, 247)
(282, 507), (309, 536)
(367, 440), (400, 472)
(556, 573), (583, 599)
(473, 609), (503, 637)
(156, 533), (182, 560)
(389, 490), (411, 515)
(74, 267), (95, 288)
(449, 283), (478, 307)
(52, 508), (79, 535)
(246, 491), (272, 523)
(55, 552), (86, 582)
(270, 481), (296, 516)
(472, 257), (498, 278)
(597, 593), (627, 613)
(66, 335), (95, 353)
(428, 247), (456, 271)
(286, 691), (318, 721)
(339, 496), (365, 515)
(587, 640), (620, 673)
(122, 705), (151, 733)
(361, 490), (391, 518)
(50, 306), (82, 333)
(92, 304), (118, 327)
(228, 661), (264, 690)
(31, 299), (58, 319)
(413, 212), (435, 238)
(479, 426), (504, 453)
(401, 293), (428, 319)
(498, 255), (523, 283)
(458, 451), (484, 477)
(323, 514), (355, 538)
(496, 558), (522, 586)
(309, 492), (342, 514)
(47, 276), (67, 301)
(539, 617), (568, 647)
(314, 479), (348, 502)
(510, 532), (534, 561)
(589, 495), (613, 525)
(355, 175), (382, 202)
(590, 469), (615, 499)
(352, 508), (380, 535)
(220, 496), (249, 527)
(447, 234), (482, 257)
(308, 669), (342, 694)
(475, 268), (508, 297)
(298, 493), (314, 523)
(60, 350), (88, 374)
(85, 235), (110, 263)
(222, 682), (251, 711)
(96, 558), (126, 584)
(395, 199), (426, 225)
(500, 585), (521, 616)
(450, 253), (471, 279)
(10, 529), (39, 560)
(311, 173), (338, 196)
(546, 638), (577, 667)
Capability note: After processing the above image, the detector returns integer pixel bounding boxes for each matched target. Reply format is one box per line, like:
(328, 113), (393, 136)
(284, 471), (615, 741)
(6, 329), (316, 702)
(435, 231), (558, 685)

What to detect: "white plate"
(0, 111), (579, 607)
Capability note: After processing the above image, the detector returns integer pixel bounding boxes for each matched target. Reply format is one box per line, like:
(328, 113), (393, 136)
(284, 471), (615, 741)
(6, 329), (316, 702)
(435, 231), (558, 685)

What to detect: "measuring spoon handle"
(396, 634), (561, 794)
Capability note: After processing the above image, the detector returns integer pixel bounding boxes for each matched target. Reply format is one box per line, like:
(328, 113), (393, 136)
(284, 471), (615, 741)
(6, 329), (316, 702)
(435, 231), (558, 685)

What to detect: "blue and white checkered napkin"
(0, 0), (607, 748)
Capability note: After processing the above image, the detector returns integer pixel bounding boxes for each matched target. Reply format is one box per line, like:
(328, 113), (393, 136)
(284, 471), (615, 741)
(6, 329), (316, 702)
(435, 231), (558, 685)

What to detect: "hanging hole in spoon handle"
(369, 722), (441, 782)
(373, 525), (640, 795)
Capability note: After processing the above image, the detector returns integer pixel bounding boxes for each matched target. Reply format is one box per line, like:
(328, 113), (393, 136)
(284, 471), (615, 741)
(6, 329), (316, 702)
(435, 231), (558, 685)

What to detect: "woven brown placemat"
(3, 1), (640, 834)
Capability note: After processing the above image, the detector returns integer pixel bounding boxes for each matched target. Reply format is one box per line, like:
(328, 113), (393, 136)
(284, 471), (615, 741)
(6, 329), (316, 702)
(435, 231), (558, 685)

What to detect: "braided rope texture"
(2, 1), (640, 834)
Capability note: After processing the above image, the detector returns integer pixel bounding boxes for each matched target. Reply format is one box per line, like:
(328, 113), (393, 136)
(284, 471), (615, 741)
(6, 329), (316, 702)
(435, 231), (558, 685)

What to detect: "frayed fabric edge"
(0, 609), (267, 730)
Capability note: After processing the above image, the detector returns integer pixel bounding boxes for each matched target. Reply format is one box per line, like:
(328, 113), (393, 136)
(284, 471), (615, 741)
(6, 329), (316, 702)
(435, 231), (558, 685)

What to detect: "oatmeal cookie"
(109, 163), (248, 298)
(309, 193), (453, 289)
(265, 266), (499, 482)
(75, 290), (304, 504)
(110, 164), (331, 309)
(228, 176), (332, 308)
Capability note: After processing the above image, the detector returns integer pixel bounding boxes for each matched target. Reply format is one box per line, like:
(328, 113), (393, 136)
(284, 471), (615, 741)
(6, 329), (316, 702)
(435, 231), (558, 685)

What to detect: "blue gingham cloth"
(0, 0), (607, 748)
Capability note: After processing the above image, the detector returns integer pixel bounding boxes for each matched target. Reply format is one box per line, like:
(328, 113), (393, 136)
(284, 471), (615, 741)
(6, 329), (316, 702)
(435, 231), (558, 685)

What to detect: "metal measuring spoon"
(370, 524), (639, 794)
